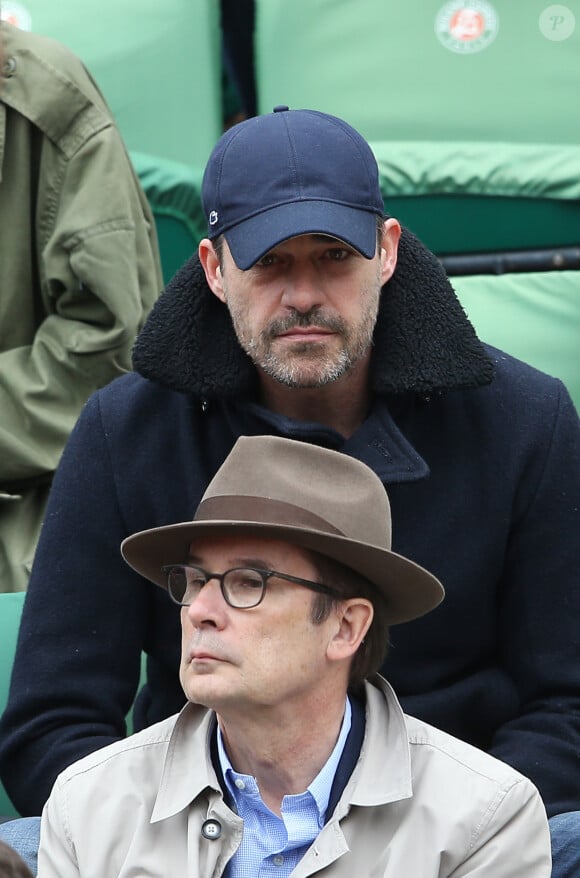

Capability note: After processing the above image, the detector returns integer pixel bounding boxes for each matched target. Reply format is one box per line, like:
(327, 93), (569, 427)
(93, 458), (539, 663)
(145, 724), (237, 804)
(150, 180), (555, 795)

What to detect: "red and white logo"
(0, 2), (32, 30)
(435, 1), (499, 53)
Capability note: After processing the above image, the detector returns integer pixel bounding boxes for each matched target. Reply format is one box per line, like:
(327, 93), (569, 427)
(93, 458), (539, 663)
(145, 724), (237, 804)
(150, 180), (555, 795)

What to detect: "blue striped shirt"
(218, 699), (352, 878)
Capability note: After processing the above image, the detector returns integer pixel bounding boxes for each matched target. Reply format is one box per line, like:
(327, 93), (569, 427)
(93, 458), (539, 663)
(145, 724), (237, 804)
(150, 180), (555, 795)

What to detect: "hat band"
(195, 496), (344, 536)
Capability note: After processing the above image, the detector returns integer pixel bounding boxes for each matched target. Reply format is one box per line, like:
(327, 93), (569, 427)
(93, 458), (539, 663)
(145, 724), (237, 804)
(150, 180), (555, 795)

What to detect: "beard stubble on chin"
(223, 278), (382, 389)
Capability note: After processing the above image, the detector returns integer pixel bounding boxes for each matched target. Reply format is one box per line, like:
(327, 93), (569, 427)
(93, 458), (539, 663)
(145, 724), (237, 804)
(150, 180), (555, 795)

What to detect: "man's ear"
(199, 238), (226, 302)
(327, 599), (374, 664)
(379, 218), (401, 286)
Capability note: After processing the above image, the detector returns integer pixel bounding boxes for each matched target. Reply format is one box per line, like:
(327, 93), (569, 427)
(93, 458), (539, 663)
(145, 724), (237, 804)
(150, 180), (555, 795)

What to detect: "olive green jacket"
(0, 22), (163, 591)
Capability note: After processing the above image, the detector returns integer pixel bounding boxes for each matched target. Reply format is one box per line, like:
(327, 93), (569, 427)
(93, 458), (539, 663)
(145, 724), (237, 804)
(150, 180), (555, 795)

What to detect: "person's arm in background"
(0, 117), (162, 493)
(0, 24), (163, 592)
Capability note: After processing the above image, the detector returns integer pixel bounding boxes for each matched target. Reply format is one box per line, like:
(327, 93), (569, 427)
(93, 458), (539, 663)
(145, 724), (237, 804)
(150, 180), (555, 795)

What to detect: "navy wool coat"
(1, 229), (579, 819)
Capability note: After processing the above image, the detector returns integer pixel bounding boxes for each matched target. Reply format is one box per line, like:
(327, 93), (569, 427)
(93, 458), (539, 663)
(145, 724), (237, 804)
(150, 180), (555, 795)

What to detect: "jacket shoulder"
(56, 714), (178, 787)
(1, 22), (113, 152)
(483, 343), (571, 399)
(94, 371), (193, 419)
(405, 712), (536, 791)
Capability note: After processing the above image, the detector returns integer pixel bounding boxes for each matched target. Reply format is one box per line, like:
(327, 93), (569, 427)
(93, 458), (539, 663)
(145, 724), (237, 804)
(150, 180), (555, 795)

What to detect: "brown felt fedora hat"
(121, 436), (444, 625)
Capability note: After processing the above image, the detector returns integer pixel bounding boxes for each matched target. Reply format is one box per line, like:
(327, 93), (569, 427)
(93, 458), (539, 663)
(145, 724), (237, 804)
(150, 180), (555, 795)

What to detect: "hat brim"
(222, 200), (381, 270)
(121, 519), (444, 625)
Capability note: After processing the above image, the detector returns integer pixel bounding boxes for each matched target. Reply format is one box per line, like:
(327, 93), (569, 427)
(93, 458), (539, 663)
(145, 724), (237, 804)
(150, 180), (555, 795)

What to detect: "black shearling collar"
(133, 226), (494, 399)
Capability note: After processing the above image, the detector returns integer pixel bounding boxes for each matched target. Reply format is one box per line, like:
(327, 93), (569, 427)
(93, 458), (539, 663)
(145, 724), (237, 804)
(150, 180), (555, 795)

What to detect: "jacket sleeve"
(0, 391), (151, 815)
(450, 777), (551, 877)
(0, 124), (162, 488)
(490, 381), (580, 817)
(37, 791), (80, 878)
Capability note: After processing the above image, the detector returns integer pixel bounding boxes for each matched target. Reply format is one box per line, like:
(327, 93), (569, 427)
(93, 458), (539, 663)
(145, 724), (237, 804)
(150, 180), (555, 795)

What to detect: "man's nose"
(280, 262), (326, 312)
(185, 579), (226, 625)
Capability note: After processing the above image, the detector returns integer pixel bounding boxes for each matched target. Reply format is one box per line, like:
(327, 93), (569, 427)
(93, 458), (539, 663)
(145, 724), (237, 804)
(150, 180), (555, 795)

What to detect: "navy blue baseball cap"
(201, 106), (385, 270)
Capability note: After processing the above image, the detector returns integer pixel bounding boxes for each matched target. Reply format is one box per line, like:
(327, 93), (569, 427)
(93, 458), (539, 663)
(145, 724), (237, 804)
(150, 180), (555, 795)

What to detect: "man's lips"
(189, 651), (222, 662)
(275, 327), (334, 341)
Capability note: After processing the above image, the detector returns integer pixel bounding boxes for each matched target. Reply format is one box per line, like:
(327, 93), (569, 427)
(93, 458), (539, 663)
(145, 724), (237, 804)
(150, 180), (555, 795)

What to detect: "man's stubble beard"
(223, 275), (382, 389)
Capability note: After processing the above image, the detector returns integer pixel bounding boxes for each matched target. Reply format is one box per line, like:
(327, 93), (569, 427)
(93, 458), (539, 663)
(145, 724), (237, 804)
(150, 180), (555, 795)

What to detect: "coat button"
(3, 57), (16, 77)
(201, 819), (222, 840)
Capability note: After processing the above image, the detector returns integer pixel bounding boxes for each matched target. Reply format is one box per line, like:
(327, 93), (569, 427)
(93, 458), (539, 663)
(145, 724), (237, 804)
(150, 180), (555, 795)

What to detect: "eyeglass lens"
(166, 565), (266, 608)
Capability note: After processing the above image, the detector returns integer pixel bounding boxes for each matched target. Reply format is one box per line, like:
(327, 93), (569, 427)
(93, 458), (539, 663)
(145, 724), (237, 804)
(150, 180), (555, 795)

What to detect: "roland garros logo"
(435, 1), (499, 53)
(0, 2), (32, 29)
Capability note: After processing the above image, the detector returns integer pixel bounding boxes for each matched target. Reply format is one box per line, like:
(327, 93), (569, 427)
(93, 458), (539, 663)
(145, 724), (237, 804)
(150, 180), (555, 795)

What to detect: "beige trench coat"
(38, 675), (551, 877)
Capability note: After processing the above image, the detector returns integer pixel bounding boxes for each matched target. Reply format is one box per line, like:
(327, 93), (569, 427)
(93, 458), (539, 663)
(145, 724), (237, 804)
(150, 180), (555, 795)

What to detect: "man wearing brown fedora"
(37, 436), (550, 877)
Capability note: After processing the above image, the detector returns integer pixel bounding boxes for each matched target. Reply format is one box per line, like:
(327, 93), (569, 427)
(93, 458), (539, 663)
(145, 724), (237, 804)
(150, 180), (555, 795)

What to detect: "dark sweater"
(1, 230), (579, 818)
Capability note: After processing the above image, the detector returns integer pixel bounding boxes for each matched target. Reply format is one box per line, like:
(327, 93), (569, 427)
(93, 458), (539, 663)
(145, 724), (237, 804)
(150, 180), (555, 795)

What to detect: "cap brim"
(223, 200), (381, 270)
(121, 520), (444, 626)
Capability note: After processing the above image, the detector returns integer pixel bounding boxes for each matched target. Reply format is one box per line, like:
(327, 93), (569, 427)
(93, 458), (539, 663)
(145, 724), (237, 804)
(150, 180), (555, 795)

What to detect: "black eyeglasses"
(161, 564), (341, 609)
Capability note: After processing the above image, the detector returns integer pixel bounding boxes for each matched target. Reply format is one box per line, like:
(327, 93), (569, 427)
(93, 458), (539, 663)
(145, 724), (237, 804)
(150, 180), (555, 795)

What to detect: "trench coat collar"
(151, 675), (412, 823)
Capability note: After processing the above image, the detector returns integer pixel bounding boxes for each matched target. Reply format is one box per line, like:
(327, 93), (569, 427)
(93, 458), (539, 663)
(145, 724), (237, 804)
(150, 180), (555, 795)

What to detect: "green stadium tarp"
(372, 141), (580, 254)
(453, 270), (580, 411)
(255, 0), (580, 147)
(131, 152), (206, 283)
(4, 0), (223, 167)
(255, 0), (580, 254)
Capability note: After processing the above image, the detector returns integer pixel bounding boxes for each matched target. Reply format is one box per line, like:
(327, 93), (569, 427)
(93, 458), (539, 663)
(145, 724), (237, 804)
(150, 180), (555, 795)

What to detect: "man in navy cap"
(1, 107), (579, 877)
(197, 106), (403, 439)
